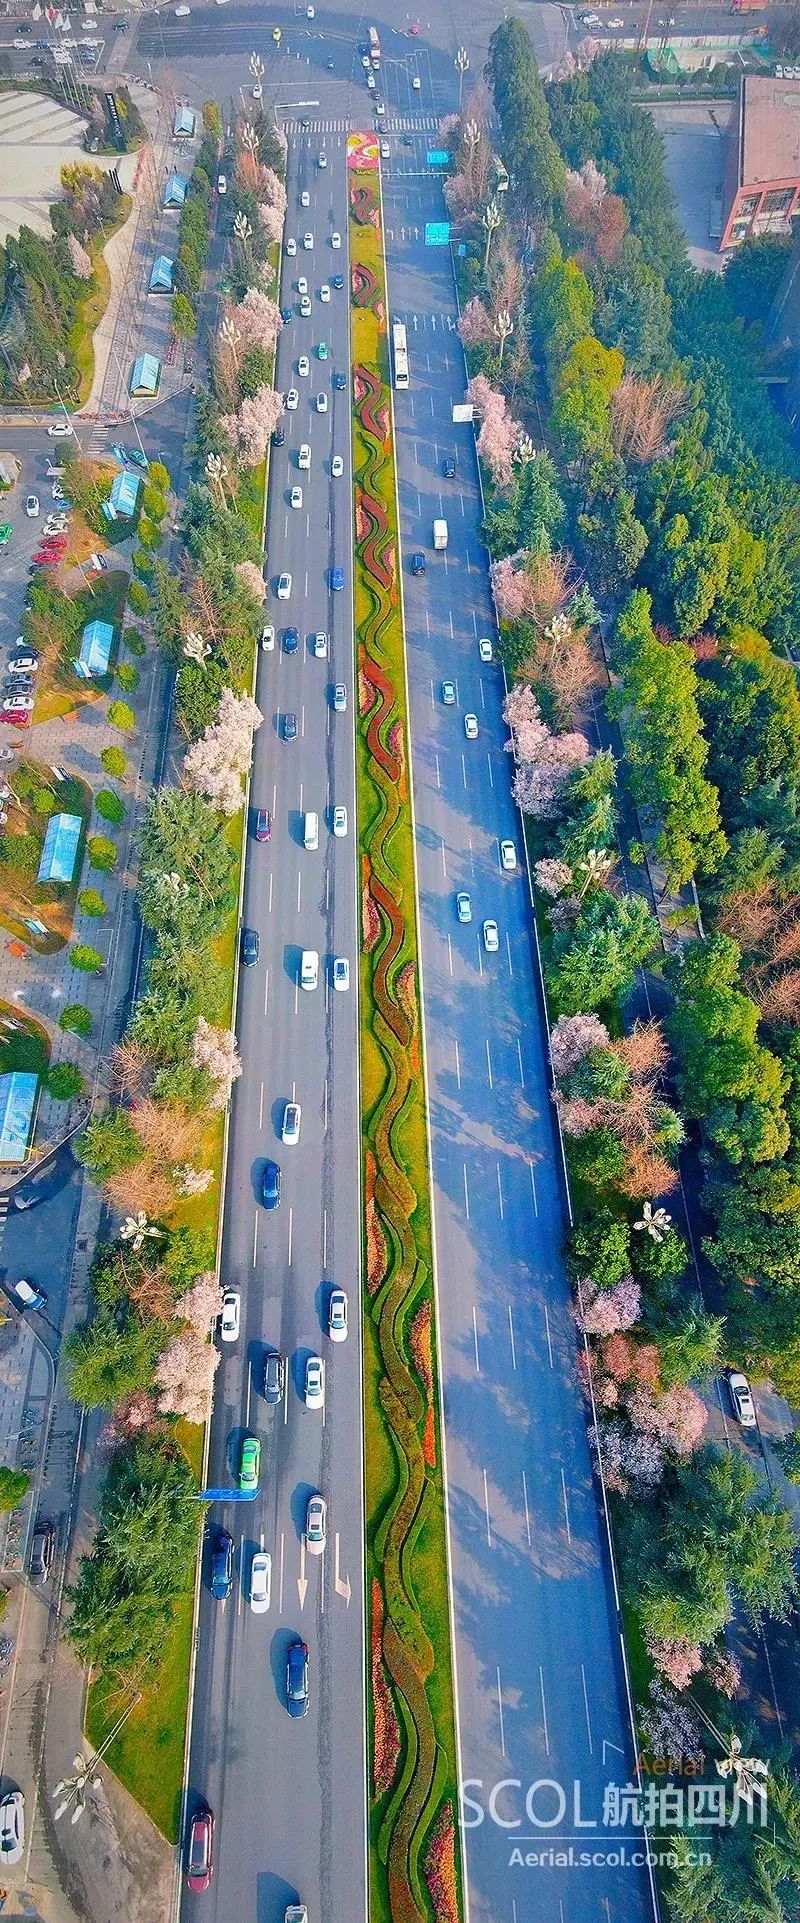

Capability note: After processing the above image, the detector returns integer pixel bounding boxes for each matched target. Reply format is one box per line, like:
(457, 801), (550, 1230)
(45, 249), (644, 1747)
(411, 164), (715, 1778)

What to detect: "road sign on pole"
(424, 221), (450, 246)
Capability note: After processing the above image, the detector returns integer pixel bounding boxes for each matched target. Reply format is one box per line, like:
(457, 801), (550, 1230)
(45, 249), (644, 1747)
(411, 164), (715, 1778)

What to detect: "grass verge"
(349, 146), (463, 1923)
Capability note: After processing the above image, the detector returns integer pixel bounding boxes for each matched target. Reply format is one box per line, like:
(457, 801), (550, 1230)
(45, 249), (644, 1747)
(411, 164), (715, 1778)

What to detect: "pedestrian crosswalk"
(285, 112), (438, 134)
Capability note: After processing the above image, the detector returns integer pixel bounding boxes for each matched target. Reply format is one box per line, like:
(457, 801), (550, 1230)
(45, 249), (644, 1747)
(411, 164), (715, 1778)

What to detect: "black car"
(29, 1521), (55, 1584)
(286, 1639), (309, 1717)
(333, 372), (347, 391)
(241, 927), (259, 967)
(264, 1348), (285, 1401)
(261, 1159), (281, 1209)
(331, 274), (344, 290)
(273, 424), (286, 447)
(283, 626), (299, 655)
(210, 1530), (234, 1601)
(411, 551), (426, 576)
(281, 306), (293, 324)
(284, 712), (298, 741)
(113, 18), (129, 28)
(442, 456), (456, 478)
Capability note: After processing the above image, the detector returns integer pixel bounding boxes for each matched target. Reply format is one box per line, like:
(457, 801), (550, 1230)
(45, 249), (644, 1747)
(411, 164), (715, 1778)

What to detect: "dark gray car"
(30, 1521), (55, 1584)
(264, 1349), (285, 1404)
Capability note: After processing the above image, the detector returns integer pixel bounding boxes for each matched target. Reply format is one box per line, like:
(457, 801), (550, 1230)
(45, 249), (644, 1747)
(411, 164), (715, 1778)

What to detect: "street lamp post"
(249, 52), (265, 100)
(53, 1693), (143, 1825)
(455, 46), (469, 111)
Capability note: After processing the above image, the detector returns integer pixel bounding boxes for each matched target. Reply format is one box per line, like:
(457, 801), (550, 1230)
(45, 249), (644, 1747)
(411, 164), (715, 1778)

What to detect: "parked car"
(186, 1804), (214, 1892)
(29, 1521), (55, 1584)
(25, 495), (40, 517)
(728, 1369), (757, 1427)
(0, 1792), (24, 1868)
(0, 526), (12, 549)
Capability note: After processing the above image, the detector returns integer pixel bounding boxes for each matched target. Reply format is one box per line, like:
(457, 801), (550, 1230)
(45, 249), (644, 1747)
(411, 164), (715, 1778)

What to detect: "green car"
(317, 341), (328, 360)
(239, 1435), (261, 1495)
(0, 525), (11, 548)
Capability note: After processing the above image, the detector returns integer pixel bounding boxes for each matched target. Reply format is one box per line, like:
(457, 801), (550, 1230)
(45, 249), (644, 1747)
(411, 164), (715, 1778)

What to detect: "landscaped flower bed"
(348, 138), (463, 1923)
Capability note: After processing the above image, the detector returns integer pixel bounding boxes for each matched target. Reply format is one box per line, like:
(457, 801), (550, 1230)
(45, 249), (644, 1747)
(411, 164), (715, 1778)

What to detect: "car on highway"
(286, 389), (299, 410)
(318, 341), (328, 361)
(312, 630), (328, 658)
(300, 950), (319, 991)
(255, 807), (272, 842)
(332, 455), (343, 477)
(261, 1160), (282, 1210)
(316, 392), (328, 413)
(286, 1639), (310, 1717)
(318, 150), (327, 168)
(606, 14), (624, 23)
(331, 231), (341, 249)
(282, 1101), (301, 1145)
(220, 1290), (240, 1342)
(250, 1550), (272, 1612)
(240, 926), (259, 969)
(298, 275), (308, 294)
(367, 70), (376, 88)
(332, 804), (347, 837)
(299, 443), (311, 471)
(456, 892), (472, 924)
(282, 305), (294, 323)
(273, 424), (286, 446)
(30, 1521), (55, 1584)
(175, 5), (191, 14)
(299, 294), (312, 316)
(320, 283), (331, 303)
(580, 9), (601, 21)
(328, 1286), (348, 1342)
(728, 1369), (757, 1426)
(304, 1354), (325, 1409)
(298, 354), (310, 377)
(500, 840), (517, 871)
(264, 1348), (285, 1401)
(464, 713), (478, 740)
(186, 1805), (214, 1892)
(412, 73), (421, 88)
(286, 237), (297, 256)
(442, 456), (456, 478)
(290, 485), (303, 509)
(210, 1529), (234, 1600)
(283, 626), (299, 653)
(239, 1436), (261, 1495)
(25, 495), (40, 517)
(332, 956), (350, 992)
(479, 636), (493, 662)
(411, 551), (426, 576)
(333, 683), (347, 712)
(331, 564), (344, 590)
(300, 189), (310, 207)
(441, 680), (456, 705)
(305, 1493), (327, 1554)
(0, 1792), (25, 1868)
(284, 712), (298, 741)
(302, 232), (314, 250)
(483, 919), (499, 954)
(217, 173), (227, 195)
(333, 371), (347, 390)
(381, 139), (390, 158)
(47, 421), (73, 437)
(277, 572), (292, 598)
(261, 624), (275, 652)
(332, 273), (345, 290)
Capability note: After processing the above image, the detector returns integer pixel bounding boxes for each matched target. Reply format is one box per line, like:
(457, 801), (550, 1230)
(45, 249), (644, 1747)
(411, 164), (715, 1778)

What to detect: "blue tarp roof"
(76, 620), (114, 678)
(109, 469), (141, 515)
(149, 253), (174, 292)
(130, 353), (161, 397)
(163, 171), (188, 206)
(173, 103), (195, 136)
(0, 1071), (39, 1165)
(37, 811), (82, 882)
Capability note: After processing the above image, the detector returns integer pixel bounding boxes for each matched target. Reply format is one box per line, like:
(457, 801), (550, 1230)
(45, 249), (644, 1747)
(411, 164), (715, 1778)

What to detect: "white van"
(300, 949), (319, 991)
(298, 443), (311, 471)
(303, 810), (319, 850)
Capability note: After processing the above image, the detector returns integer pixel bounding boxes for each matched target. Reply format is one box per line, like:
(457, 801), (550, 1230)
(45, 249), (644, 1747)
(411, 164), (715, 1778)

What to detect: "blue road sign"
(198, 1485), (258, 1501)
(425, 221), (450, 246)
(426, 150), (450, 166)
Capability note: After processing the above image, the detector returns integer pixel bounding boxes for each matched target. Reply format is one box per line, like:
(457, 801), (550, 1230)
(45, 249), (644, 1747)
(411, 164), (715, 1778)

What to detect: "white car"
(45, 518), (67, 535)
(332, 956), (350, 991)
(217, 174), (227, 195)
(25, 495), (40, 518)
(261, 624), (275, 651)
(331, 455), (343, 477)
(333, 684), (347, 713)
(313, 631), (328, 658)
(282, 1100), (301, 1144)
(300, 949), (319, 990)
(175, 5), (191, 14)
(606, 14), (624, 24)
(464, 713), (478, 740)
(0, 1792), (24, 1867)
(3, 696), (34, 713)
(500, 840), (517, 872)
(290, 485), (303, 509)
(318, 152), (327, 169)
(332, 805), (347, 837)
(250, 1550), (272, 1612)
(277, 571), (292, 598)
(300, 189), (311, 207)
(331, 231), (341, 249)
(298, 275), (308, 295)
(328, 1287), (348, 1342)
(320, 283), (331, 303)
(412, 74), (421, 88)
(305, 1492), (326, 1553)
(456, 891), (472, 924)
(286, 388), (299, 410)
(298, 354), (310, 377)
(306, 3), (315, 14)
(381, 140), (390, 158)
(304, 1354), (325, 1409)
(299, 444), (311, 471)
(367, 71), (376, 89)
(286, 237), (297, 257)
(316, 392), (328, 413)
(47, 421), (73, 438)
(478, 637), (493, 662)
(361, 53), (371, 67)
(302, 232), (314, 250)
(220, 1290), (240, 1342)
(300, 294), (312, 316)
(728, 1369), (757, 1427)
(483, 919), (499, 954)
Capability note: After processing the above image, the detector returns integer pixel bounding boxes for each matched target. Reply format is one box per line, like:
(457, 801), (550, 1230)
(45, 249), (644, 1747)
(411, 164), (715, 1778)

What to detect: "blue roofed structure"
(37, 811), (82, 882)
(108, 469), (141, 516)
(76, 619), (114, 679)
(0, 1071), (39, 1165)
(130, 353), (161, 397)
(149, 254), (175, 293)
(163, 171), (188, 207)
(173, 103), (196, 137)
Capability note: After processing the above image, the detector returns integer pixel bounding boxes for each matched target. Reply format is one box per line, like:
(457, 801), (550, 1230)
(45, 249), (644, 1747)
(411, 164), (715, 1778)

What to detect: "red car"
(0, 709), (30, 727)
(186, 1804), (214, 1892)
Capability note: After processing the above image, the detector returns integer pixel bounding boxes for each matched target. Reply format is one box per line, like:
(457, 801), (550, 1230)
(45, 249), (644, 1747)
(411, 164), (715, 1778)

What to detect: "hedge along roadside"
(348, 137), (463, 1923)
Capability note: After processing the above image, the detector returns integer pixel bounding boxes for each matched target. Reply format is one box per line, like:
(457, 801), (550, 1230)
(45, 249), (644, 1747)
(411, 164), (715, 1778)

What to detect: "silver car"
(250, 1549), (272, 1612)
(304, 1354), (325, 1409)
(282, 1101), (301, 1145)
(328, 1286), (348, 1342)
(305, 1492), (326, 1554)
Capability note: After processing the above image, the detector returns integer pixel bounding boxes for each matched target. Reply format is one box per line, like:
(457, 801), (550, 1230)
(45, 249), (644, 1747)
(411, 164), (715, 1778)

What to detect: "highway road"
(381, 161), (655, 1923)
(181, 136), (366, 1923)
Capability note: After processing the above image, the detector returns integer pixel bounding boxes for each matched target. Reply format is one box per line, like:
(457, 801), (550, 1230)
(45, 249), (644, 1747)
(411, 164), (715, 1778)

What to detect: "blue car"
(261, 1160), (281, 1209)
(210, 1530), (233, 1601)
(331, 566), (344, 592)
(283, 626), (299, 654)
(281, 306), (293, 324)
(286, 1639), (309, 1717)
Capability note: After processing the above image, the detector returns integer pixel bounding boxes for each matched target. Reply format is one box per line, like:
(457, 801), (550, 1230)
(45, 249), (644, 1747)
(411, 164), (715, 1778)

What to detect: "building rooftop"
(130, 352), (161, 397)
(37, 810), (82, 882)
(740, 73), (800, 187)
(0, 1070), (39, 1163)
(76, 620), (114, 679)
(108, 469), (142, 515)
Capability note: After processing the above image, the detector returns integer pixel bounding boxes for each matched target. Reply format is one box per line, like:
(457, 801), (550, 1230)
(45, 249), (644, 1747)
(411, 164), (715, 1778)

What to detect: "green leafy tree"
(487, 20), (566, 226)
(150, 558), (186, 658)
(123, 626), (147, 657)
(47, 1060), (84, 1100)
(78, 887), (107, 917)
(59, 1003), (93, 1037)
(142, 485), (167, 522)
(566, 1210), (631, 1287)
(76, 1108), (140, 1178)
(697, 626), (800, 814)
(107, 700), (136, 732)
(725, 233), (791, 327)
(71, 943), (104, 973)
(172, 290), (197, 337)
(175, 656), (228, 742)
(116, 662), (140, 694)
(127, 580), (149, 617)
(0, 1467), (29, 1511)
(705, 1162), (800, 1293)
(668, 935), (790, 1165)
(66, 1438), (198, 1681)
(65, 1308), (162, 1409)
(100, 746), (127, 779)
(138, 788), (237, 945)
(652, 1302), (724, 1388)
(531, 240), (594, 390)
(549, 890), (659, 1015)
(95, 788), (126, 824)
(147, 460), (171, 495)
(132, 546), (153, 581)
(632, 1445), (797, 1647)
(578, 485), (648, 595)
(87, 834), (117, 872)
(551, 335), (624, 467)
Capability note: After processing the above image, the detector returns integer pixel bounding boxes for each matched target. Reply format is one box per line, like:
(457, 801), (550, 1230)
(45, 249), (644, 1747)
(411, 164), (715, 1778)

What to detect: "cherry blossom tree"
(176, 1271), (223, 1333)
(235, 558), (266, 605)
(258, 165), (287, 214)
(257, 201), (284, 246)
(535, 858), (574, 899)
(183, 687), (263, 815)
(638, 1678), (704, 1762)
(578, 1276), (641, 1336)
(549, 1011), (611, 1079)
(67, 232), (92, 281)
(221, 385), (284, 465)
(232, 288), (283, 352)
(458, 297), (494, 348)
(192, 1016), (243, 1108)
(646, 1635), (703, 1692)
(174, 1165), (214, 1197)
(626, 1382), (708, 1456)
(156, 1327), (219, 1425)
(704, 1649), (741, 1698)
(593, 1420), (663, 1496)
(503, 685), (591, 818)
(477, 398), (518, 488)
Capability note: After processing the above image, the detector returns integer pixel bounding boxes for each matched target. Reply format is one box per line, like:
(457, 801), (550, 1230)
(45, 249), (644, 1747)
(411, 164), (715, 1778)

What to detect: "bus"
(494, 155), (509, 194)
(368, 24), (381, 65)
(392, 319), (409, 391)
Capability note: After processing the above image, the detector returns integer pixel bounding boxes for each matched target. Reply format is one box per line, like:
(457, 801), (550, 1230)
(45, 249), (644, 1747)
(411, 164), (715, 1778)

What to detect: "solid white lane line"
(461, 752), (467, 788)
(299, 781), (304, 812)
(463, 1163), (470, 1220)
(294, 977), (300, 1015)
(264, 967), (270, 1014)
(496, 1667), (507, 1757)
(482, 1468), (492, 1547)
(529, 1162), (538, 1216)
(581, 1663), (594, 1754)
(539, 1667), (550, 1756)
(561, 1467), (572, 1544)
(279, 1532), (285, 1614)
(253, 1214), (258, 1268)
(516, 1038), (525, 1087)
(447, 932), (453, 978)
(435, 751), (440, 790)
(485, 1038), (493, 1089)
(507, 1302), (516, 1370)
(272, 782), (277, 814)
(506, 929), (513, 976)
(453, 1037), (461, 1089)
(521, 1469), (532, 1547)
(472, 1305), (480, 1373)
(245, 1362), (252, 1431)
(283, 1365), (289, 1426)
(288, 1206), (293, 1267)
(487, 754), (493, 789)
(497, 1163), (504, 1222)
(479, 678), (485, 711)
(544, 1303), (554, 1368)
(449, 608), (454, 638)
(441, 838), (447, 878)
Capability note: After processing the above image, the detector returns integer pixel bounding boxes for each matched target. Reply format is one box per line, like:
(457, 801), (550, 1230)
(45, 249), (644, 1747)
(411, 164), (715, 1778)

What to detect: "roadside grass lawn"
(85, 1418), (204, 1842)
(32, 568), (129, 726)
(69, 194), (134, 408)
(0, 1003), (50, 1078)
(0, 766), (91, 953)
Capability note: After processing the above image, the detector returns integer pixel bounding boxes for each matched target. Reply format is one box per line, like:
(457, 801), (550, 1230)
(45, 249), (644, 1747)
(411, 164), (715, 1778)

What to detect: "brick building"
(721, 72), (800, 250)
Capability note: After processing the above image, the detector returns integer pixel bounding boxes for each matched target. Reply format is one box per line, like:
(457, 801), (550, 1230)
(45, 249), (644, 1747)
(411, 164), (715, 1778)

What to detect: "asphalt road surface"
(381, 158), (656, 1923)
(180, 136), (366, 1923)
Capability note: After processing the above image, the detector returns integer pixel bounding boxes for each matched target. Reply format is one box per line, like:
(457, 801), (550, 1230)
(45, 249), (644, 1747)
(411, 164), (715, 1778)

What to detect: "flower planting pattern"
(349, 148), (463, 1923)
